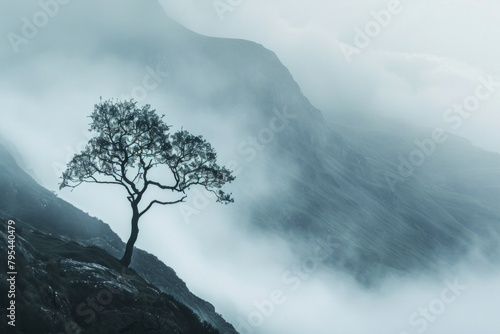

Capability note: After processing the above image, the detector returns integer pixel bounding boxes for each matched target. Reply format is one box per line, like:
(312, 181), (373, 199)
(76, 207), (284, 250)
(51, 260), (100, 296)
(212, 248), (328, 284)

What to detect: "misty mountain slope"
(170, 31), (500, 280)
(0, 218), (220, 334)
(6, 0), (500, 285)
(252, 118), (500, 284)
(0, 141), (237, 333)
(325, 121), (500, 261)
(99, 4), (500, 283)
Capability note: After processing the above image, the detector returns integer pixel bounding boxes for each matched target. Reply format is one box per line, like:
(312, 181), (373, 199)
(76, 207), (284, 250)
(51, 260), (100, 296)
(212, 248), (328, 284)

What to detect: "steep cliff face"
(0, 141), (237, 333)
(0, 218), (221, 334)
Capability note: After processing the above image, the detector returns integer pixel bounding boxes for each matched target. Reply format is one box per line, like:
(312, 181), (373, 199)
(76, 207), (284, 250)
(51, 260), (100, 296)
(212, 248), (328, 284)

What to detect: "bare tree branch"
(139, 195), (187, 217)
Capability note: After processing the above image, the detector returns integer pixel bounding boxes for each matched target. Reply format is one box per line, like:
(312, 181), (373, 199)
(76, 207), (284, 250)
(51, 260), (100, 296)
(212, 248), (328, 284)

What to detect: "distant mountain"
(0, 141), (237, 333)
(118, 3), (500, 283)
(96, 3), (500, 284)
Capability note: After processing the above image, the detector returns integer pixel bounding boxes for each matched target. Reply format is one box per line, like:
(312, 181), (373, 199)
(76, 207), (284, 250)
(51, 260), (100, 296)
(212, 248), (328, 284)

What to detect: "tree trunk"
(120, 208), (139, 268)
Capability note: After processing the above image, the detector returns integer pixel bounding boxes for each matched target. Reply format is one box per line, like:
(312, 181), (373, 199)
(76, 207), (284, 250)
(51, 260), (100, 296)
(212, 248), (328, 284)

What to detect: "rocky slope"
(0, 217), (220, 334)
(0, 140), (237, 333)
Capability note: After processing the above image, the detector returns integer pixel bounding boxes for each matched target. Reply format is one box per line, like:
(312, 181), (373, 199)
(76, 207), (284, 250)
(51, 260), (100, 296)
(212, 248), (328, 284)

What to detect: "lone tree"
(60, 99), (235, 267)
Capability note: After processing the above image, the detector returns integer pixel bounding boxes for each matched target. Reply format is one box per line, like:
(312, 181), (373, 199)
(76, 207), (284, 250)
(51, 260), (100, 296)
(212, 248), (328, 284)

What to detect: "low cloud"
(1, 1), (500, 333)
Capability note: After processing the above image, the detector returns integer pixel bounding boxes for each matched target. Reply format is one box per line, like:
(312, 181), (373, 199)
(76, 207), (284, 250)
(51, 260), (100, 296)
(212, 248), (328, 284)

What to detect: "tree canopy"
(60, 99), (235, 266)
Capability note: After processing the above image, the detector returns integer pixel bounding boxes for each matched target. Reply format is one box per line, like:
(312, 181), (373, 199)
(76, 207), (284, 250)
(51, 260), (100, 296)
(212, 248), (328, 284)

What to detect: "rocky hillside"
(0, 217), (220, 334)
(0, 140), (237, 333)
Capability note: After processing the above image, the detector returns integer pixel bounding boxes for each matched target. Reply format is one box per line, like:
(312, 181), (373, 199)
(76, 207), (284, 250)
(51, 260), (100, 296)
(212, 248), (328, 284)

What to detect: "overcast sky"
(161, 0), (500, 153)
(1, 1), (500, 333)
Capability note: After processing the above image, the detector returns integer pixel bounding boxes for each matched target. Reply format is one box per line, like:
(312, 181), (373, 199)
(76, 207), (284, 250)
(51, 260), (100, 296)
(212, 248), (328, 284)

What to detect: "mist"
(160, 0), (500, 153)
(1, 1), (500, 333)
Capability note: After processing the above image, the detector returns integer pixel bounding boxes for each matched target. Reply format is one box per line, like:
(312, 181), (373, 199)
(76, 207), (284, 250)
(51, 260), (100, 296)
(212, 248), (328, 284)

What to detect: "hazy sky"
(1, 1), (500, 333)
(161, 0), (500, 153)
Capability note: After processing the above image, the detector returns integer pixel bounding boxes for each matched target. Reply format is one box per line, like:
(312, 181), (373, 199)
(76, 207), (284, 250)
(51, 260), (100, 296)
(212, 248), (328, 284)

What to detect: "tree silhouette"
(60, 99), (235, 267)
